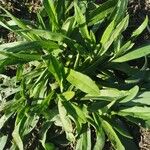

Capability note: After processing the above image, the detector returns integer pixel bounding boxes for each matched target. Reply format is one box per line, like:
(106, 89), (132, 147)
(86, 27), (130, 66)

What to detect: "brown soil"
(139, 128), (150, 150)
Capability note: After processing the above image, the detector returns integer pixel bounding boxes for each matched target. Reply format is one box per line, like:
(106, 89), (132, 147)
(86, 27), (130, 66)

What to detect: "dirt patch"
(140, 128), (150, 150)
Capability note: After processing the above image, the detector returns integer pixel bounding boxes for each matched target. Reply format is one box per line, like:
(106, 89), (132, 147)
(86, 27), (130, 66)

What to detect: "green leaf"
(0, 6), (36, 40)
(100, 15), (129, 55)
(31, 82), (47, 98)
(16, 64), (23, 80)
(43, 0), (59, 31)
(37, 12), (46, 29)
(42, 107), (59, 122)
(93, 129), (105, 150)
(102, 119), (125, 150)
(131, 16), (148, 38)
(112, 120), (133, 139)
(93, 113), (105, 150)
(62, 17), (76, 35)
(0, 135), (8, 150)
(112, 45), (150, 62)
(112, 0), (128, 24)
(0, 98), (24, 113)
(45, 143), (55, 150)
(0, 40), (59, 53)
(62, 91), (75, 101)
(59, 94), (86, 131)
(132, 91), (150, 105)
(74, 2), (90, 40)
(31, 69), (48, 87)
(56, 0), (65, 20)
(39, 122), (52, 150)
(70, 103), (87, 124)
(0, 21), (14, 32)
(75, 126), (91, 150)
(126, 72), (147, 86)
(145, 120), (150, 128)
(98, 88), (126, 100)
(100, 20), (115, 45)
(0, 40), (58, 53)
(117, 106), (150, 120)
(15, 107), (28, 126)
(58, 100), (75, 142)
(65, 68), (100, 95)
(81, 95), (115, 101)
(47, 55), (65, 92)
(12, 122), (24, 150)
(38, 40), (59, 50)
(0, 51), (41, 61)
(22, 115), (39, 136)
(21, 29), (81, 53)
(120, 86), (139, 103)
(0, 41), (26, 52)
(0, 113), (13, 129)
(40, 91), (55, 111)
(21, 29), (66, 41)
(0, 6), (27, 29)
(114, 41), (135, 58)
(87, 0), (117, 26)
(90, 30), (96, 43)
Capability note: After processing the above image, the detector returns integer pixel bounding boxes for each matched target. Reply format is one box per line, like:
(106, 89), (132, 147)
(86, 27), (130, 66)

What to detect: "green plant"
(0, 0), (150, 149)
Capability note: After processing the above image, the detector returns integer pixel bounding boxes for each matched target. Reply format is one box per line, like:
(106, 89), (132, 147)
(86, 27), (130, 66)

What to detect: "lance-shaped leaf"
(0, 51), (41, 61)
(120, 86), (139, 103)
(102, 119), (125, 150)
(100, 15), (129, 55)
(39, 122), (52, 150)
(12, 122), (24, 150)
(0, 113), (13, 129)
(131, 16), (148, 38)
(112, 0), (128, 24)
(43, 0), (59, 30)
(21, 29), (66, 41)
(93, 130), (105, 150)
(47, 55), (65, 92)
(0, 40), (58, 54)
(112, 45), (150, 62)
(75, 126), (91, 150)
(100, 20), (115, 45)
(117, 106), (150, 120)
(93, 113), (105, 150)
(21, 115), (39, 136)
(58, 99), (75, 142)
(0, 135), (8, 150)
(0, 6), (27, 29)
(65, 68), (100, 95)
(74, 2), (91, 40)
(132, 91), (150, 105)
(87, 0), (117, 26)
(59, 94), (86, 132)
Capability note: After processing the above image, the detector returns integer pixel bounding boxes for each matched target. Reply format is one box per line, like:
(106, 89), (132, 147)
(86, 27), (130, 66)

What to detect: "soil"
(140, 128), (150, 150)
(0, 0), (150, 149)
